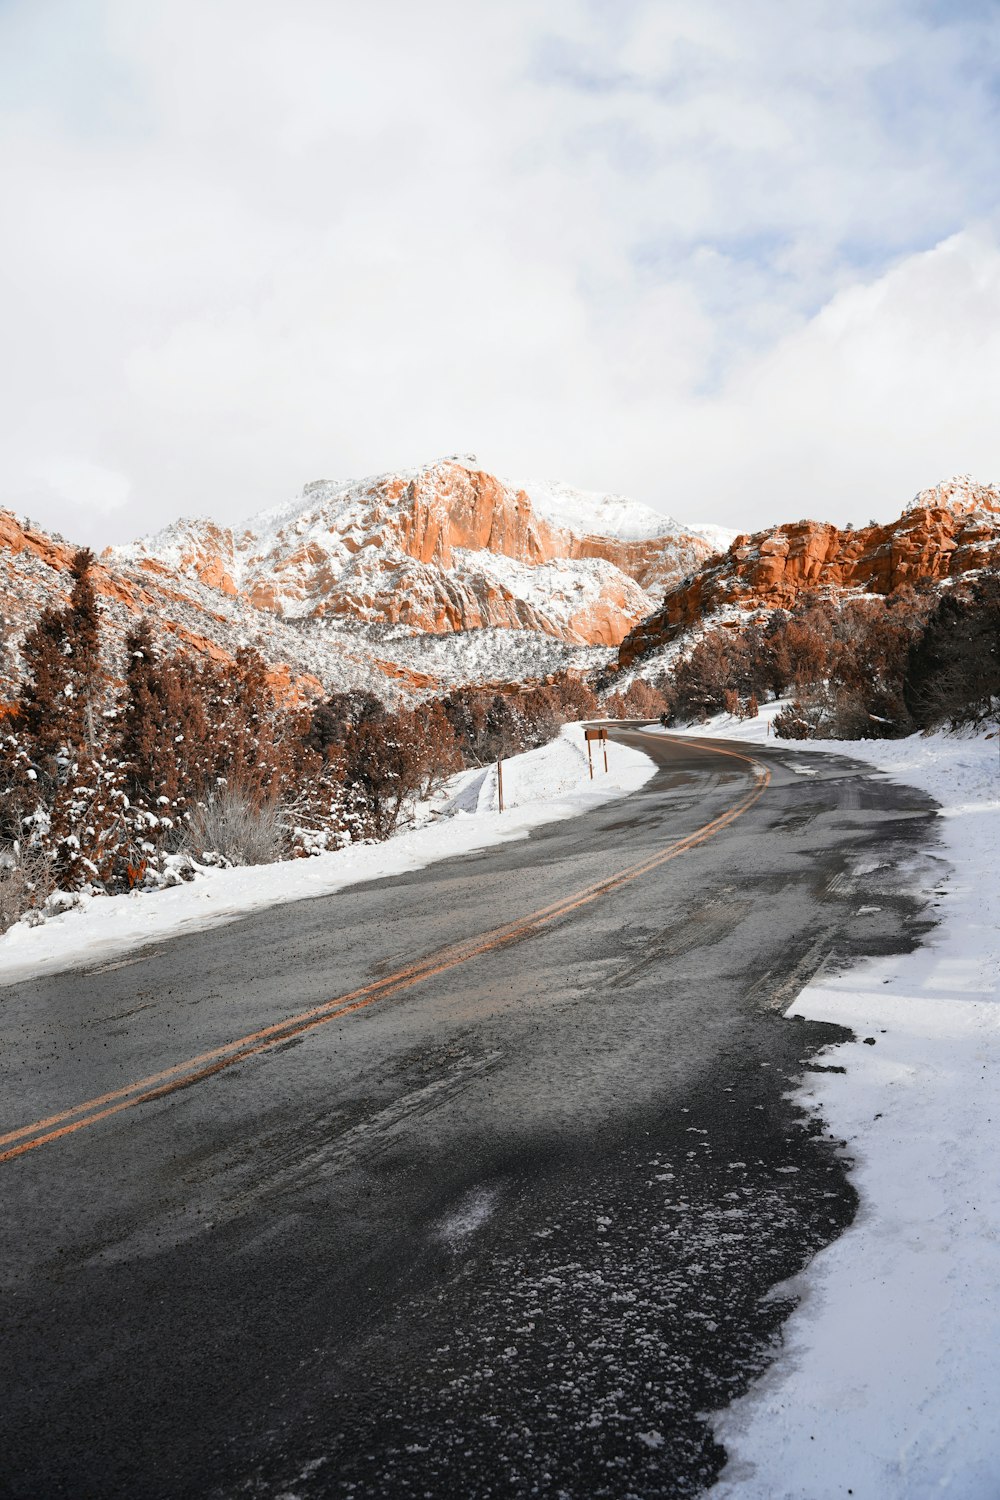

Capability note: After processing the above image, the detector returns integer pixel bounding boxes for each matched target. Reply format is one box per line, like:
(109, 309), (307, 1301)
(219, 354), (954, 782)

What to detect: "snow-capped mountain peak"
(509, 476), (690, 543)
(114, 457), (725, 647)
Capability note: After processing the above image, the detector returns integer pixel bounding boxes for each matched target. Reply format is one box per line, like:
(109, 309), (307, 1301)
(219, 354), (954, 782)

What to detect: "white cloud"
(0, 0), (998, 544)
(32, 458), (131, 519)
(665, 229), (1000, 526)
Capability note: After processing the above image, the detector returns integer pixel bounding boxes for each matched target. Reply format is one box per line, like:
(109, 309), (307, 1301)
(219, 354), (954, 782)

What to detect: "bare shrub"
(552, 675), (599, 721)
(621, 679), (668, 719)
(0, 845), (54, 933)
(773, 697), (832, 740)
(184, 786), (287, 867)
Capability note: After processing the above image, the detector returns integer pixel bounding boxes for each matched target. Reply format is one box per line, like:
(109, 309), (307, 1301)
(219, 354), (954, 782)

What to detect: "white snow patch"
(0, 725), (655, 988)
(512, 475), (693, 542)
(435, 1187), (501, 1247)
(686, 522), (738, 555)
(663, 709), (1000, 1500)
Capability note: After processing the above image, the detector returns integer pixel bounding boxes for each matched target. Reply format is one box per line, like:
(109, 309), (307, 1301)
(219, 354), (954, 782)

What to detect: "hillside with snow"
(511, 473), (711, 544)
(0, 457), (728, 706)
(617, 473), (1000, 671)
(114, 457), (725, 649)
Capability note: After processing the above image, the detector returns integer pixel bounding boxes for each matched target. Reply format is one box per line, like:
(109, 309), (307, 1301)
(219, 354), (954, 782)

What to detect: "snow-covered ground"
(0, 725), (656, 989)
(664, 705), (1000, 1499)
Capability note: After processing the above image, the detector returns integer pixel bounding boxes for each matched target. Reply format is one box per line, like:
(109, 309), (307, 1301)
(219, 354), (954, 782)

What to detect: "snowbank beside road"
(0, 725), (655, 989)
(664, 710), (1000, 1499)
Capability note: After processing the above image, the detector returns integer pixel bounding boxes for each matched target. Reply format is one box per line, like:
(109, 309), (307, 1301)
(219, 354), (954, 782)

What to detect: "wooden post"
(497, 757), (504, 813)
(603, 737), (609, 774)
(586, 737), (594, 779)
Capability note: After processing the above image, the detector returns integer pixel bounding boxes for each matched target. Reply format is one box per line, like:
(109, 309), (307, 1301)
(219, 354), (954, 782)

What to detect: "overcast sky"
(2, 0), (999, 545)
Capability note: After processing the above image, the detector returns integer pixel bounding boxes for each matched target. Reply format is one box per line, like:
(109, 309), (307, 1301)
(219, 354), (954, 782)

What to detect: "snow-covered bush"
(183, 786), (286, 867)
(0, 844), (52, 933)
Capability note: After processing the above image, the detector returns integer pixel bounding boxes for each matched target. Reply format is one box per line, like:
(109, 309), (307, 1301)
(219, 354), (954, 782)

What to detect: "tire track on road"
(1, 738), (769, 1165)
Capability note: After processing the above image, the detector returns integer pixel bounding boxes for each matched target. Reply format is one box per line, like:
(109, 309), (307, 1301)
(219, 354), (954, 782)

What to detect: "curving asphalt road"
(0, 731), (939, 1499)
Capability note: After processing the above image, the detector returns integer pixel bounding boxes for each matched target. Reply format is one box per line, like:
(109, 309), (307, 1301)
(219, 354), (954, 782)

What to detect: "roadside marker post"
(497, 756), (504, 813)
(585, 726), (609, 777)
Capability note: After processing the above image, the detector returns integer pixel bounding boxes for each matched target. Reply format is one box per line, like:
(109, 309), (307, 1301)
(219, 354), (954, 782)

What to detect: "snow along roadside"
(0, 724), (656, 990)
(661, 707), (1000, 1499)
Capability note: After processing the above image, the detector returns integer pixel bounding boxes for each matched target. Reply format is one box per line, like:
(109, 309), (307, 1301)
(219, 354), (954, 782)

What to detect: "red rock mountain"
(114, 458), (725, 648)
(0, 510), (365, 704)
(617, 475), (1000, 670)
(0, 458), (728, 701)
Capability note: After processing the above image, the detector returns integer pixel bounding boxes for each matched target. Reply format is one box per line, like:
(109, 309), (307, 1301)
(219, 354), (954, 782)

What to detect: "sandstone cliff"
(0, 512), (423, 705)
(116, 458), (724, 649)
(617, 475), (1000, 670)
(1, 458), (726, 702)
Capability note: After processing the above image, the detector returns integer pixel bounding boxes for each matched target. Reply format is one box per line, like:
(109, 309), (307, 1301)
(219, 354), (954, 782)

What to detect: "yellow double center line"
(1, 740), (769, 1165)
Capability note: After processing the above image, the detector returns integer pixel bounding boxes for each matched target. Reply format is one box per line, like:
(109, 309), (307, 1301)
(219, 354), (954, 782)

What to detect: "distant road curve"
(0, 729), (937, 1500)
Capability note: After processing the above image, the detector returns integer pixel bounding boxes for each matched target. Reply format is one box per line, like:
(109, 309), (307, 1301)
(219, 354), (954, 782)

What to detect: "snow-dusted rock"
(115, 457), (722, 647)
(618, 474), (1000, 669)
(0, 458), (725, 701)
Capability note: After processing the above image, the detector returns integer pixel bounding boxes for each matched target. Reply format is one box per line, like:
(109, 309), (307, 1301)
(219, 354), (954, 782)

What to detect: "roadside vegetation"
(651, 580), (1000, 740)
(601, 678), (671, 721)
(0, 551), (602, 927)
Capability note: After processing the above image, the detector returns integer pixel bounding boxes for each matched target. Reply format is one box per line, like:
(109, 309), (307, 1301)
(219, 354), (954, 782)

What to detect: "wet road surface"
(0, 732), (939, 1498)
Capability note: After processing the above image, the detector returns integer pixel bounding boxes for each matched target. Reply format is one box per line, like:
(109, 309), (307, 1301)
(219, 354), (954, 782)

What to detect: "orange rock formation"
(121, 460), (718, 648)
(618, 477), (1000, 669)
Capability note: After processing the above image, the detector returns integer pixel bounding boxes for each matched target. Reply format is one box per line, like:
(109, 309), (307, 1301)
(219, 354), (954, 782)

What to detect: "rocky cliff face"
(115, 458), (724, 649)
(8, 464), (996, 700)
(0, 511), (429, 705)
(1, 458), (726, 703)
(618, 475), (1000, 670)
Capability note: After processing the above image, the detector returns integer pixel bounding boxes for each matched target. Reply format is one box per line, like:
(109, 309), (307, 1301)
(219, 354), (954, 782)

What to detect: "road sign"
(584, 725), (609, 777)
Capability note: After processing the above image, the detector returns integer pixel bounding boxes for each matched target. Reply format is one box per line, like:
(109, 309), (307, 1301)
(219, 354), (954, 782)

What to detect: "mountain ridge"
(110, 457), (728, 647)
(618, 474), (1000, 671)
(0, 457), (727, 703)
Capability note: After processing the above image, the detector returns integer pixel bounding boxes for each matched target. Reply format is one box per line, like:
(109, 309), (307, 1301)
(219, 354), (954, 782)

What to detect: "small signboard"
(583, 725), (609, 778)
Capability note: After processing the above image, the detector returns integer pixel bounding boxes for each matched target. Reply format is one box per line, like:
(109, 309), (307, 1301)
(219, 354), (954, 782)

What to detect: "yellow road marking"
(1, 737), (769, 1165)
